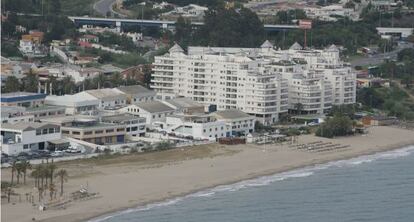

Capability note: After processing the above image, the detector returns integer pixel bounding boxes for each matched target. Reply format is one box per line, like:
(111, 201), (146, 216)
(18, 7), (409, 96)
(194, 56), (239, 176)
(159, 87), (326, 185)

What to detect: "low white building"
(120, 101), (176, 126)
(213, 109), (255, 136)
(162, 4), (207, 19)
(1, 106), (34, 124)
(19, 40), (35, 54)
(165, 114), (230, 141)
(115, 85), (156, 104)
(1, 122), (61, 155)
(162, 97), (206, 115)
(45, 93), (100, 115)
(101, 114), (146, 137)
(84, 88), (128, 109)
(125, 32), (143, 43)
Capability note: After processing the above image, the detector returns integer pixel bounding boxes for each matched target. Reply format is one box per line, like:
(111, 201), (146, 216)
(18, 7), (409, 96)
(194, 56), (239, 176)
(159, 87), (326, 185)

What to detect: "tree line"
(1, 71), (149, 95)
(173, 4), (265, 49)
(2, 159), (68, 203)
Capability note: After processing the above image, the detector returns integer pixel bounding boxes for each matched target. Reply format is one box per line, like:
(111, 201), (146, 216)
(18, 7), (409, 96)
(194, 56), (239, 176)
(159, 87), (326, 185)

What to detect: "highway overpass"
(68, 16), (300, 32)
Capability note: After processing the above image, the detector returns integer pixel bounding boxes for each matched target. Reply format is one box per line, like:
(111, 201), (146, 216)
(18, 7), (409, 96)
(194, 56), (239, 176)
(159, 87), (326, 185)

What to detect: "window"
(84, 131), (93, 135)
(106, 129), (114, 133)
(95, 130), (104, 134)
(55, 127), (60, 133)
(36, 129), (41, 135)
(72, 131), (81, 135)
(42, 128), (48, 134)
(105, 137), (112, 143)
(48, 128), (54, 134)
(131, 127), (138, 131)
(23, 144), (29, 149)
(62, 130), (70, 134)
(117, 128), (125, 132)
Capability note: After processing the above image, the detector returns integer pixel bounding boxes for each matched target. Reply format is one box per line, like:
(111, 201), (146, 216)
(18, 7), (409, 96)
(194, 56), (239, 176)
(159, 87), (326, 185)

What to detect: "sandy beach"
(2, 126), (414, 222)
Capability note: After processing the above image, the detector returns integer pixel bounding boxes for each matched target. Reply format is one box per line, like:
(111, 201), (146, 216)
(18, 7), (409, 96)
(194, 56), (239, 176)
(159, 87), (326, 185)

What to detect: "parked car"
(51, 151), (64, 157)
(38, 150), (51, 158)
(65, 148), (81, 154)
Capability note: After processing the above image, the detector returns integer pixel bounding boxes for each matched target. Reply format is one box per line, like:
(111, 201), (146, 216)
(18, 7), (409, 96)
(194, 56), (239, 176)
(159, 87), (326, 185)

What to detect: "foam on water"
(89, 145), (414, 222)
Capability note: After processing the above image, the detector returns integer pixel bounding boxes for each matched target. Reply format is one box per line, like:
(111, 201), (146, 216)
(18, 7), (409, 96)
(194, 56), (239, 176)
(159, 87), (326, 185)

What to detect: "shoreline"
(88, 140), (414, 222)
(2, 126), (414, 222)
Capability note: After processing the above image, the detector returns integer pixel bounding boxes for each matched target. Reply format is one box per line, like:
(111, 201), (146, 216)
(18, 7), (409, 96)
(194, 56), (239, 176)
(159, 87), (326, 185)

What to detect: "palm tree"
(49, 183), (56, 200)
(10, 161), (17, 185)
(55, 169), (68, 196)
(31, 169), (40, 188)
(19, 160), (32, 185)
(7, 187), (14, 203)
(15, 163), (22, 184)
(38, 186), (44, 202)
(48, 161), (57, 185)
(294, 103), (304, 115)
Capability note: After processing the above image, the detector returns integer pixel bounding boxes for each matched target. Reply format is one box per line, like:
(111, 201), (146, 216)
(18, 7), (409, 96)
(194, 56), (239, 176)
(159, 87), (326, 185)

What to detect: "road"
(350, 42), (414, 67)
(93, 0), (126, 17)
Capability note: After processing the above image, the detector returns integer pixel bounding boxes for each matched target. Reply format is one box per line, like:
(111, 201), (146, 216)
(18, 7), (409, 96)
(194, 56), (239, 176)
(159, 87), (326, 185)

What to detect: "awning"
(48, 139), (70, 145)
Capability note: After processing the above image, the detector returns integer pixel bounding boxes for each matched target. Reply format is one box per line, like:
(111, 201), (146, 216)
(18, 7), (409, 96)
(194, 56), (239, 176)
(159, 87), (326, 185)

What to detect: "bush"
(315, 115), (353, 138)
(154, 141), (173, 151)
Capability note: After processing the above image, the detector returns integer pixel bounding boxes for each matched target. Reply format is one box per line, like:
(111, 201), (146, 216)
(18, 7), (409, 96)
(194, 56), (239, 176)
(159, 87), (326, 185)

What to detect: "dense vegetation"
(374, 48), (414, 86)
(357, 86), (414, 120)
(173, 5), (264, 48)
(1, 72), (143, 95)
(315, 115), (354, 138)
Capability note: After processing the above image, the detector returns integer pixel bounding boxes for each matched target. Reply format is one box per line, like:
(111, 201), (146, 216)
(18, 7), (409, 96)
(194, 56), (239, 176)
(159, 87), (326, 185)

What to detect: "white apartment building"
(285, 44), (356, 105)
(152, 43), (289, 125)
(152, 42), (356, 124)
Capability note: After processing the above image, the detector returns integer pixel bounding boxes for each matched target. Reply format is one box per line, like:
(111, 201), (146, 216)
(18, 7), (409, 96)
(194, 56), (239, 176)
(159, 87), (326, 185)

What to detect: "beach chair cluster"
(290, 141), (350, 152)
(44, 199), (72, 210)
(70, 189), (100, 201)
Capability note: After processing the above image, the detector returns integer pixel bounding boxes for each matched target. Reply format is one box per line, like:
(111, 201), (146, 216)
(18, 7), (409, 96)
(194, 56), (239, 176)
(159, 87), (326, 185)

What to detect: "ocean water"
(92, 145), (414, 222)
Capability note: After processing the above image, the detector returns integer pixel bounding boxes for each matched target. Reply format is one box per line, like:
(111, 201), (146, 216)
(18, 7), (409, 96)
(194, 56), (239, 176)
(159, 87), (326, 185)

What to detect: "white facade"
(120, 102), (175, 126)
(1, 123), (61, 155)
(19, 40), (34, 54)
(101, 114), (146, 137)
(1, 106), (34, 124)
(45, 94), (99, 115)
(213, 110), (256, 136)
(84, 89), (128, 109)
(152, 43), (292, 125)
(163, 4), (207, 18)
(125, 32), (143, 43)
(152, 43), (356, 123)
(165, 114), (230, 141)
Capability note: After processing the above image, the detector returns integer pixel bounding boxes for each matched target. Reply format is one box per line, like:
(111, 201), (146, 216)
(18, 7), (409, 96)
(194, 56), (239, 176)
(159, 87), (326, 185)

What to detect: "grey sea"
(92, 145), (414, 222)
